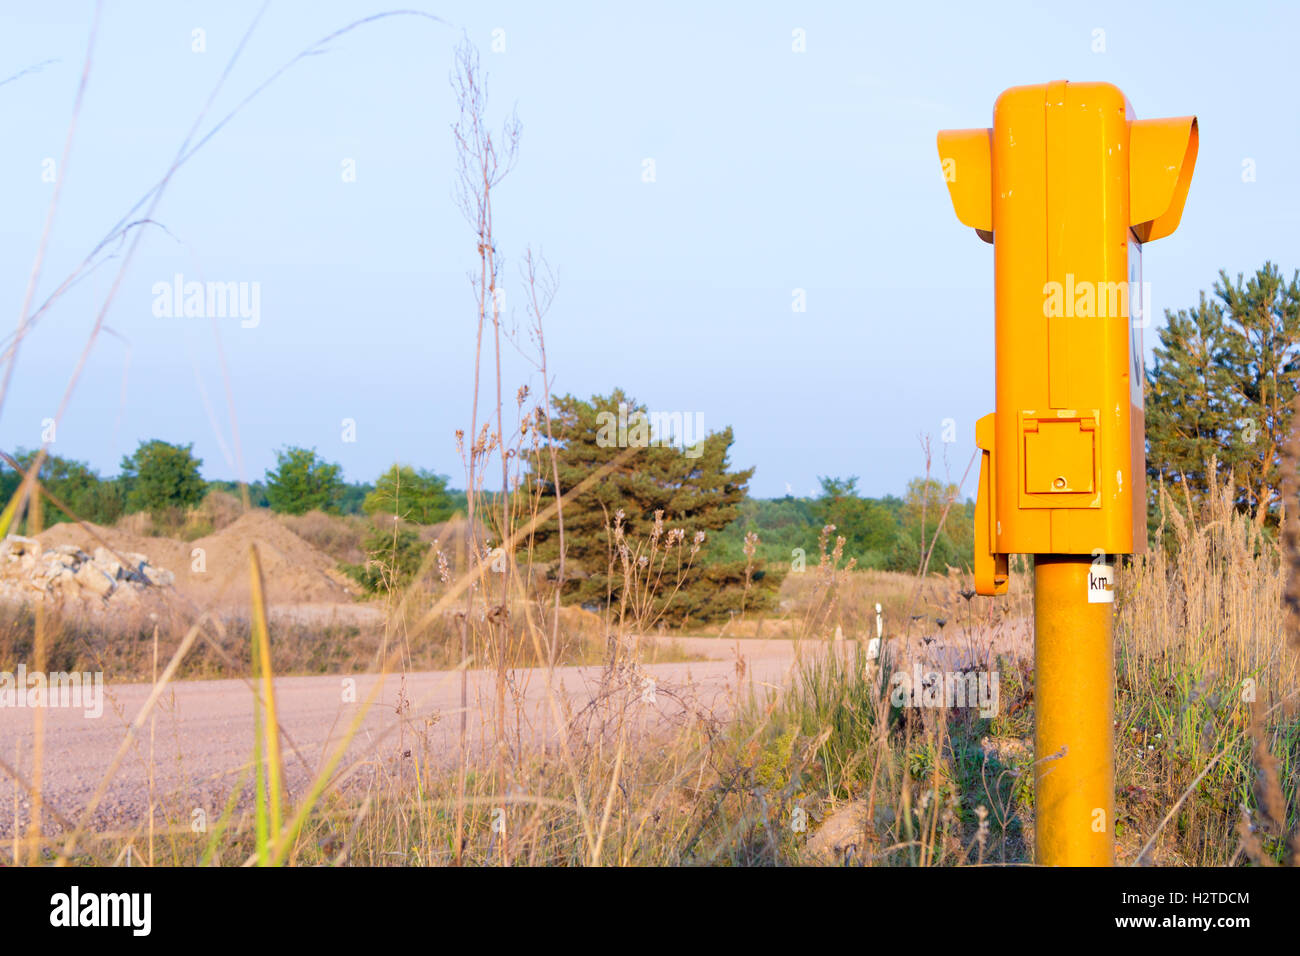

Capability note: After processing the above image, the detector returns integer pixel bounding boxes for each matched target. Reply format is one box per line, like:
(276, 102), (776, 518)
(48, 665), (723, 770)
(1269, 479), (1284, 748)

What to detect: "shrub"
(341, 524), (431, 594)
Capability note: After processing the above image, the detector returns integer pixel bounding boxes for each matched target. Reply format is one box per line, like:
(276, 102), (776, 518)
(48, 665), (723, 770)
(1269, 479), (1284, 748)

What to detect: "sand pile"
(185, 511), (358, 607)
(34, 510), (360, 613)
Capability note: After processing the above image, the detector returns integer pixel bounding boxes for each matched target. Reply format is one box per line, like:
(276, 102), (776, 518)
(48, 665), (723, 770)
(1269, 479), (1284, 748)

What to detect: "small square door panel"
(1024, 419), (1095, 494)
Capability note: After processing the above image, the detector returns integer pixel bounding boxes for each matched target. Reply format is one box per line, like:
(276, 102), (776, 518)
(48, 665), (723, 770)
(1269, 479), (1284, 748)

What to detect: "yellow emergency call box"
(939, 81), (1197, 595)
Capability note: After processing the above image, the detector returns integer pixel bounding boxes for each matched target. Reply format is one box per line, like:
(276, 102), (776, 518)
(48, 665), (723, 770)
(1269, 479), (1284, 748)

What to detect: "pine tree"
(1217, 264), (1300, 515)
(1146, 263), (1300, 518)
(528, 389), (768, 621)
(1145, 290), (1233, 503)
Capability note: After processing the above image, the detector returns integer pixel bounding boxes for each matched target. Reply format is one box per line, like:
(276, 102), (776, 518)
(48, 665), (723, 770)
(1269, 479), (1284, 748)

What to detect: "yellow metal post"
(1033, 555), (1114, 866)
(939, 81), (1197, 865)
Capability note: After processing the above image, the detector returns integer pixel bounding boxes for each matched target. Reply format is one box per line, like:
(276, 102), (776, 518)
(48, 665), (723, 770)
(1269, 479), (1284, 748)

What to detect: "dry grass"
(0, 596), (689, 683)
(1110, 471), (1299, 865)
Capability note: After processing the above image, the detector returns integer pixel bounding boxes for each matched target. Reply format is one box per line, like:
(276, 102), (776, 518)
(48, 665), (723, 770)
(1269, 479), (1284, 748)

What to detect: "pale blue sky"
(0, 1), (1294, 497)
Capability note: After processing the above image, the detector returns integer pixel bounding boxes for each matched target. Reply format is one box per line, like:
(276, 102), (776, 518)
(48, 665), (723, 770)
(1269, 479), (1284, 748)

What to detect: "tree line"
(0, 442), (463, 531)
(0, 401), (979, 620)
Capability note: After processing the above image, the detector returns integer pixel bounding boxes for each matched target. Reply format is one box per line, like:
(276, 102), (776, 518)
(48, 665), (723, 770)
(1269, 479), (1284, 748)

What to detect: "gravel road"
(0, 636), (803, 838)
(0, 622), (1028, 840)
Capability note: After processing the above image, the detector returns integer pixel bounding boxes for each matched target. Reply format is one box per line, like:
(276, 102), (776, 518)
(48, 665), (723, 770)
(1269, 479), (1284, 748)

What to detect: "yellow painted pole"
(1034, 554), (1114, 866)
(938, 82), (1196, 863)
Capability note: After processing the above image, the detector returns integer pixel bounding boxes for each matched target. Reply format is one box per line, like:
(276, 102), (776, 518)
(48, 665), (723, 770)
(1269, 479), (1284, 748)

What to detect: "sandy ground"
(0, 624), (1030, 840)
(0, 636), (808, 838)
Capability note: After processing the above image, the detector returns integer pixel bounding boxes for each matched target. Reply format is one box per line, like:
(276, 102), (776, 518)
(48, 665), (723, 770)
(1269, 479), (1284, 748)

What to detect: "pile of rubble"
(0, 535), (175, 607)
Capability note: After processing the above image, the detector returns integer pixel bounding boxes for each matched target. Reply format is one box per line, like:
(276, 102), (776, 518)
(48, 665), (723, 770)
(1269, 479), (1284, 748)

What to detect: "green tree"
(337, 482), (375, 516)
(3, 451), (126, 527)
(265, 447), (344, 515)
(341, 524), (430, 594)
(1147, 263), (1300, 517)
(888, 477), (974, 573)
(120, 440), (205, 516)
(362, 465), (455, 524)
(529, 389), (768, 619)
(810, 476), (901, 567)
(716, 495), (818, 563)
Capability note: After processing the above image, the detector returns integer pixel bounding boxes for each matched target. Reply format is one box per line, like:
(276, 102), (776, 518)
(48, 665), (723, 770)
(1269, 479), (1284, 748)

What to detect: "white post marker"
(875, 602), (883, 638)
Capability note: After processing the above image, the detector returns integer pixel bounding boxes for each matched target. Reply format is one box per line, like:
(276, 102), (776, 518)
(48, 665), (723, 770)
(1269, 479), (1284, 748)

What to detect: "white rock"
(47, 566), (76, 591)
(3, 535), (39, 556)
(74, 562), (115, 597)
(142, 564), (174, 588)
(92, 547), (125, 579)
(0, 537), (171, 608)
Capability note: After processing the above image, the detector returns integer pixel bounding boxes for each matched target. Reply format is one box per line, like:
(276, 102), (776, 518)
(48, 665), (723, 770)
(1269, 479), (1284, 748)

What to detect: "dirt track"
(0, 622), (1031, 839)
(0, 637), (803, 838)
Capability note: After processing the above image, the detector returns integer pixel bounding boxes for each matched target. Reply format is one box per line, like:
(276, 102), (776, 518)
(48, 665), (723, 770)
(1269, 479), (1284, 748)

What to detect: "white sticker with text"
(1087, 563), (1115, 603)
